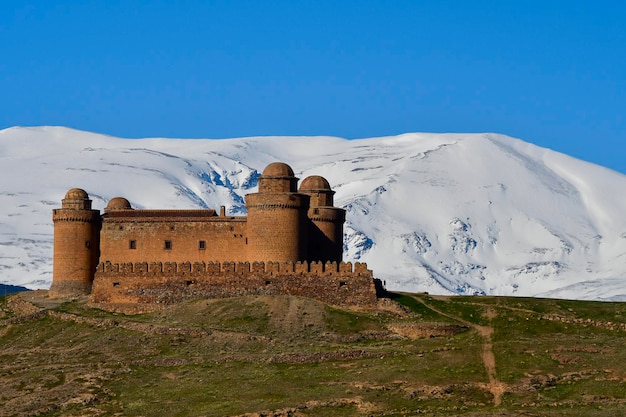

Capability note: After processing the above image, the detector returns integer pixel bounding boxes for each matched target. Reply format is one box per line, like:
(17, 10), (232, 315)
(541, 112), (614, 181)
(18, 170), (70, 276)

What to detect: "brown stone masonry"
(91, 260), (378, 306)
(51, 162), (384, 307)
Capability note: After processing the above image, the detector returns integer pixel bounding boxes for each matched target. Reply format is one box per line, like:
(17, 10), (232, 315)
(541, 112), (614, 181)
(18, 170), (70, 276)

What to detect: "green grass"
(390, 293), (456, 322)
(3, 292), (626, 416)
(324, 305), (383, 334)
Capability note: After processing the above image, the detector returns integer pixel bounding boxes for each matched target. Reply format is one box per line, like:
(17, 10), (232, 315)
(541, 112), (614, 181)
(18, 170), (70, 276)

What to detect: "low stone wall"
(91, 260), (380, 307)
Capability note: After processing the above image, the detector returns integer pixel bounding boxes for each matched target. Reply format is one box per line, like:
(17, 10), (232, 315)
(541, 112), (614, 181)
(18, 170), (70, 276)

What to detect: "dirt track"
(409, 296), (506, 406)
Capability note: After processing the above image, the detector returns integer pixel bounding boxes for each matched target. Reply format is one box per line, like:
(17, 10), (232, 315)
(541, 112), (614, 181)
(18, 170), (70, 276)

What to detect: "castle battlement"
(96, 260), (371, 277)
(50, 162), (382, 309)
(91, 260), (378, 307)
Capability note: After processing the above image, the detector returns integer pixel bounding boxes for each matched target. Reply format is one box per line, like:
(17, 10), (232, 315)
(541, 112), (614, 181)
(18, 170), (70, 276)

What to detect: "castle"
(50, 162), (381, 308)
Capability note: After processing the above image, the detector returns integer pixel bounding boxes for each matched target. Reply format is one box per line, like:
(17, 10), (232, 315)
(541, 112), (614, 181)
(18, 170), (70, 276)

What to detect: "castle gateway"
(50, 162), (381, 308)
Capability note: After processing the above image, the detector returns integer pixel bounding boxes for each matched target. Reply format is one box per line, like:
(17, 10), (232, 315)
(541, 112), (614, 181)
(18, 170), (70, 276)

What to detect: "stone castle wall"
(91, 260), (379, 307)
(100, 212), (248, 264)
(52, 163), (382, 307)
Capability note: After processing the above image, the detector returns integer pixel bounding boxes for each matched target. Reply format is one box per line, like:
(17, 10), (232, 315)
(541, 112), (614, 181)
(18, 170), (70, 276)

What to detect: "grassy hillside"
(1, 291), (626, 416)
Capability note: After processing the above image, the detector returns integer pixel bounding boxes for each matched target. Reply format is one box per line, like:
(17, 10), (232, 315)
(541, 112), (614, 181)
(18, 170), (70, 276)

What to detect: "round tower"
(299, 175), (345, 263)
(245, 162), (309, 262)
(49, 188), (101, 297)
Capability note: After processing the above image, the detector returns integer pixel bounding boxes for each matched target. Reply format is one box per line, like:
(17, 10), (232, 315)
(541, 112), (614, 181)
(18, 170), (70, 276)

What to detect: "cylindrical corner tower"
(50, 188), (101, 297)
(245, 162), (309, 262)
(299, 176), (345, 263)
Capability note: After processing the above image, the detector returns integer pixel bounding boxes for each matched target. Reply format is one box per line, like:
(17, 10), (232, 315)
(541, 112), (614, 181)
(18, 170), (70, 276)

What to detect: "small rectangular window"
(198, 240), (206, 250)
(129, 240), (136, 249)
(164, 240), (172, 250)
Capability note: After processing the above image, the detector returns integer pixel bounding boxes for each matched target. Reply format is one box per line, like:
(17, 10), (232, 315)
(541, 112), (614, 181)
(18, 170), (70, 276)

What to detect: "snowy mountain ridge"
(1, 126), (625, 300)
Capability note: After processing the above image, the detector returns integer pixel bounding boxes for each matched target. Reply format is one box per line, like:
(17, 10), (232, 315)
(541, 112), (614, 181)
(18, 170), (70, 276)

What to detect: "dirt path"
(477, 309), (505, 406)
(409, 296), (505, 406)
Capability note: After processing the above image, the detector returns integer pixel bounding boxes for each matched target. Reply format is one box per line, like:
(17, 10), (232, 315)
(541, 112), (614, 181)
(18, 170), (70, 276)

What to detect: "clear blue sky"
(1, 1), (625, 173)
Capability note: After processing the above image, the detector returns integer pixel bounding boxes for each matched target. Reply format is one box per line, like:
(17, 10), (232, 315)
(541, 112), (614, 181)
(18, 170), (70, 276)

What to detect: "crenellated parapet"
(95, 260), (372, 278)
(91, 260), (378, 308)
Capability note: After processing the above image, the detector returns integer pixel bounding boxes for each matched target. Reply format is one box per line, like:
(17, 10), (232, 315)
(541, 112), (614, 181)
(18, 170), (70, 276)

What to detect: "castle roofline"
(103, 209), (222, 221)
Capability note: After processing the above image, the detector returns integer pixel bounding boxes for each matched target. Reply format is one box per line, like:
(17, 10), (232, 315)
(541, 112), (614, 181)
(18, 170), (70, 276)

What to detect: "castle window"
(198, 240), (206, 250)
(170, 225), (175, 231)
(164, 240), (172, 250)
(129, 240), (136, 249)
(85, 241), (90, 248)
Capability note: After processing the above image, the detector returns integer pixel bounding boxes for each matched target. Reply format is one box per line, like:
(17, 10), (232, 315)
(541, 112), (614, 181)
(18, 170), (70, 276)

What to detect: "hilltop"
(1, 127), (626, 300)
(2, 291), (626, 416)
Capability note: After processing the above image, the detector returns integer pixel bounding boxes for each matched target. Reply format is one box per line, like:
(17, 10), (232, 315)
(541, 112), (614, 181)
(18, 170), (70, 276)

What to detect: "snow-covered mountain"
(1, 126), (625, 300)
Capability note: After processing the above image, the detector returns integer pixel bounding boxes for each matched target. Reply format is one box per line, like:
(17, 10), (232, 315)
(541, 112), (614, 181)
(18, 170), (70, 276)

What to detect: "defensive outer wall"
(91, 260), (379, 307)
(50, 162), (382, 308)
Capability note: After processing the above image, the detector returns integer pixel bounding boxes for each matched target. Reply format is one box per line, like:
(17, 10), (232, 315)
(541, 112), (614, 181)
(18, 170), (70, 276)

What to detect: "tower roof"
(262, 162), (295, 177)
(64, 188), (89, 200)
(299, 175), (331, 192)
(105, 197), (132, 212)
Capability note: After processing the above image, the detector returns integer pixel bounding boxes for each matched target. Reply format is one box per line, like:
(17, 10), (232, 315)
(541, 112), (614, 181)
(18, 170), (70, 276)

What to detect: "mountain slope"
(1, 126), (625, 300)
